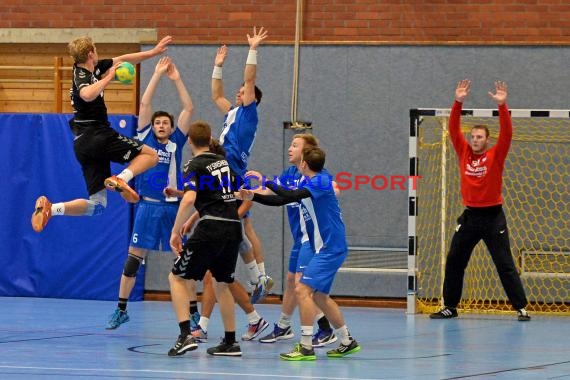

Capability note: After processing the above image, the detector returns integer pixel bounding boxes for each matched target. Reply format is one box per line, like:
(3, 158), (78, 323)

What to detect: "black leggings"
(442, 205), (528, 310)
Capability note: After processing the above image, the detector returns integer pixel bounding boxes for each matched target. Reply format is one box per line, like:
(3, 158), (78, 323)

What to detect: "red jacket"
(448, 101), (512, 207)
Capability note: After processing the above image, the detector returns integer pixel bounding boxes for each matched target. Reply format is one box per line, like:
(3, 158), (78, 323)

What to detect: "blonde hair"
(293, 133), (319, 148)
(68, 36), (95, 64)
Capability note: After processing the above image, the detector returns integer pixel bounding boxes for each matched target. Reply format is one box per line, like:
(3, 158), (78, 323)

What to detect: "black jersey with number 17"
(182, 152), (241, 241)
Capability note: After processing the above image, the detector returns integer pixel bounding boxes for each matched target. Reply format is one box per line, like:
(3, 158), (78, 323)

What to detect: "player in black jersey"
(167, 120), (243, 357)
(31, 35), (171, 233)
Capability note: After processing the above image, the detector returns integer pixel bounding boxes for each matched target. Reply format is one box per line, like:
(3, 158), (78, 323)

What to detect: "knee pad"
(85, 190), (107, 216)
(123, 253), (143, 277)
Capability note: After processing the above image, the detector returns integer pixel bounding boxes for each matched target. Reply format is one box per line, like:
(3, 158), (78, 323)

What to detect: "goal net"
(408, 108), (570, 315)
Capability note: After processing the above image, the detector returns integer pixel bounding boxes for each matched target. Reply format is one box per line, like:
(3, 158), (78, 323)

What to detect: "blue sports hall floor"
(0, 297), (568, 379)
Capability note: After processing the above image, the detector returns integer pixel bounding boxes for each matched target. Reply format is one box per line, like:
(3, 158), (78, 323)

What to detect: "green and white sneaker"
(280, 343), (316, 361)
(326, 338), (361, 358)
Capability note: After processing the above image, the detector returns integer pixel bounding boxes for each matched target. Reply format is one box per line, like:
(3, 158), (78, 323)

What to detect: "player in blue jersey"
(253, 134), (336, 347)
(106, 57), (194, 329)
(240, 146), (361, 361)
(210, 26), (272, 303)
(31, 35), (172, 233)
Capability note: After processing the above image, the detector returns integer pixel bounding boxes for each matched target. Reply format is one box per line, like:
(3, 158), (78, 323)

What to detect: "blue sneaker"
(106, 309), (129, 330)
(250, 275), (274, 304)
(190, 311), (200, 331)
(312, 328), (337, 347)
(259, 323), (294, 343)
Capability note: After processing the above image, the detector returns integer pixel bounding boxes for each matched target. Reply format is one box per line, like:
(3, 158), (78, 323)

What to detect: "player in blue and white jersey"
(241, 146), (361, 361)
(253, 134), (337, 347)
(210, 26), (272, 304)
(106, 57), (194, 329)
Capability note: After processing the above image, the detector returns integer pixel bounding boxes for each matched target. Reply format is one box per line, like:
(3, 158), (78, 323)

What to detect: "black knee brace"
(123, 254), (143, 277)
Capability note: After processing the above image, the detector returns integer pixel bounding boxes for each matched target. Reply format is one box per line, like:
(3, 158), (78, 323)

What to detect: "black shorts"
(172, 239), (240, 284)
(72, 123), (143, 195)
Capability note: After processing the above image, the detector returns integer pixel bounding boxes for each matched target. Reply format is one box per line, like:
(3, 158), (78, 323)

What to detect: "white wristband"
(212, 65), (222, 79)
(246, 50), (257, 65)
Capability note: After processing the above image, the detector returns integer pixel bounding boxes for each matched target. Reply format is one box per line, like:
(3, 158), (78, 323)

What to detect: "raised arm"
(449, 79), (471, 154)
(242, 26), (268, 107)
(138, 57), (170, 130)
(112, 35), (172, 66)
(167, 61), (194, 135)
(211, 45), (232, 114)
(488, 80), (512, 158)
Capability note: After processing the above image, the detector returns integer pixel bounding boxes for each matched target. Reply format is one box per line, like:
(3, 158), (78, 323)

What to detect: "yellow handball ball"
(115, 62), (136, 84)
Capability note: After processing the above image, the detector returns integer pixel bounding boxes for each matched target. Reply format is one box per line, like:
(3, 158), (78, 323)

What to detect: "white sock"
(246, 259), (261, 284)
(117, 169), (134, 182)
(51, 203), (65, 216)
(277, 313), (292, 329)
(335, 325), (351, 345)
(257, 262), (266, 276)
(246, 311), (261, 325)
(300, 325), (314, 349)
(198, 316), (209, 331)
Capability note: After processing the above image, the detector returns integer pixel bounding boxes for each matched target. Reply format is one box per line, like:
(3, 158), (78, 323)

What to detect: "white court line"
(0, 365), (381, 380)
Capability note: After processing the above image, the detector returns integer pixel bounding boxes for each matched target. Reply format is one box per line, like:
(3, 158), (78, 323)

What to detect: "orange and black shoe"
(104, 176), (139, 203)
(31, 196), (52, 233)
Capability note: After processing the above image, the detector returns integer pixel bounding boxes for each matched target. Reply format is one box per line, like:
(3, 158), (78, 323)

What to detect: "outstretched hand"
(214, 45), (228, 67)
(166, 61), (180, 81)
(154, 56), (170, 75)
(153, 35), (172, 55)
(247, 26), (268, 50)
(488, 80), (508, 105)
(455, 79), (471, 103)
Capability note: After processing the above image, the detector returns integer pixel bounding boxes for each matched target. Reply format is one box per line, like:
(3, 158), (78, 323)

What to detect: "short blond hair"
(293, 133), (319, 148)
(68, 36), (95, 64)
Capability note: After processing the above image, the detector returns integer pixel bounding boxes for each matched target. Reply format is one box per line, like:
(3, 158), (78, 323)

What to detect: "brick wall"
(1, 0), (569, 44)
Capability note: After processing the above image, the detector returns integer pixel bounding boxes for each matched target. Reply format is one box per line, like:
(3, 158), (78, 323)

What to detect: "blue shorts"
(288, 248), (299, 274)
(131, 200), (179, 251)
(300, 250), (348, 294)
(290, 241), (313, 274)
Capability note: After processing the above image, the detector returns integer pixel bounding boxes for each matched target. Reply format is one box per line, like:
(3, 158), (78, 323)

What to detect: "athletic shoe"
(106, 309), (129, 330)
(259, 324), (294, 343)
(104, 175), (140, 203)
(312, 328), (337, 347)
(429, 306), (458, 319)
(31, 196), (52, 233)
(279, 343), (316, 361)
(206, 338), (242, 356)
(168, 334), (198, 357)
(190, 311), (200, 331)
(326, 338), (361, 358)
(191, 325), (208, 342)
(241, 317), (269, 341)
(250, 274), (274, 304)
(517, 308), (531, 321)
